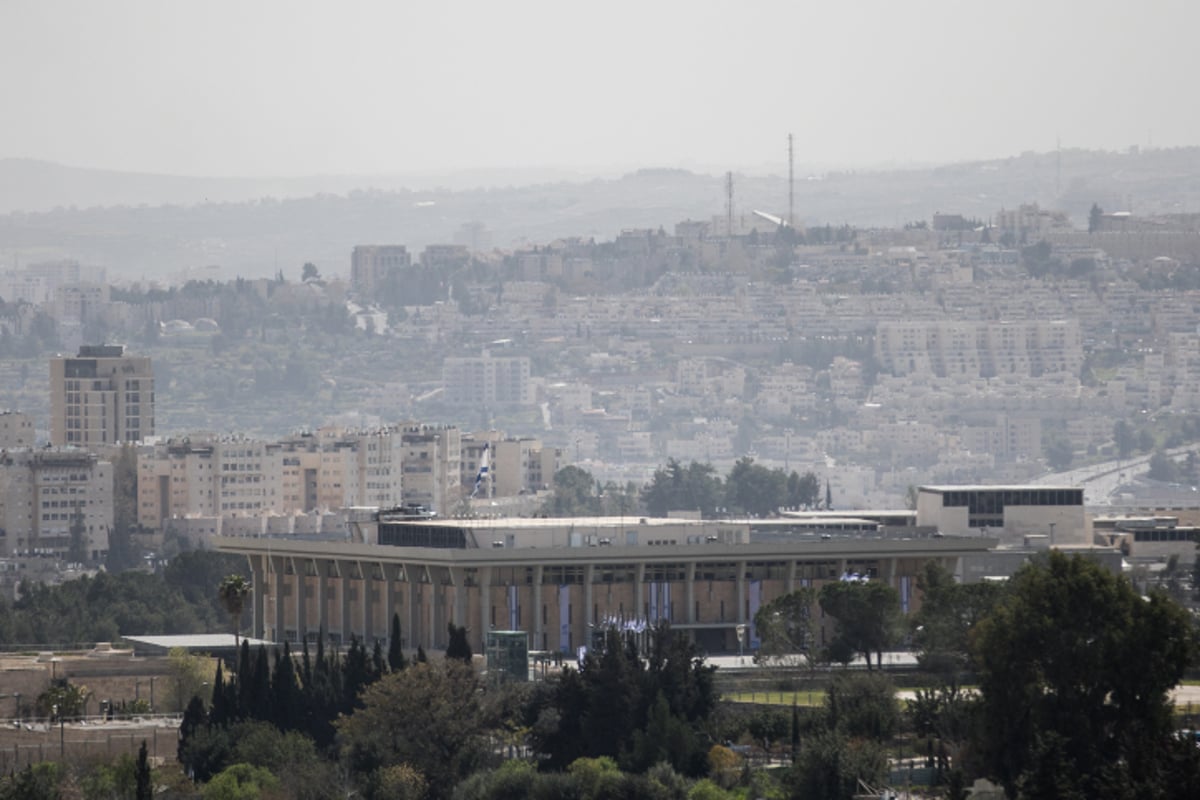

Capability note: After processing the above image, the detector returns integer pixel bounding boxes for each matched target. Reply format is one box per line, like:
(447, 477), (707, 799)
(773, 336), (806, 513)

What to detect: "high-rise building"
(351, 245), (410, 296)
(50, 345), (154, 447)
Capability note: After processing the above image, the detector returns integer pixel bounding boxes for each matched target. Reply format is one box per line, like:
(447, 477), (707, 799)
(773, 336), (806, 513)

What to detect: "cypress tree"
(251, 645), (271, 721)
(271, 642), (298, 731)
(135, 739), (152, 800)
(178, 695), (207, 766)
(387, 613), (407, 672)
(371, 639), (386, 680)
(210, 661), (228, 727)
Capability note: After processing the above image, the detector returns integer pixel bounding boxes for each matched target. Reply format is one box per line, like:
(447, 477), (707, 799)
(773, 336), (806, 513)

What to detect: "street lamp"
(52, 704), (63, 757)
(12, 692), (19, 722)
(149, 676), (155, 712)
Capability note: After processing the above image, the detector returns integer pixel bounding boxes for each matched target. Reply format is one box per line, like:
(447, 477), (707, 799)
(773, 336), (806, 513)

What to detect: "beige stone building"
(216, 516), (995, 654)
(350, 245), (410, 296)
(0, 449), (112, 560)
(0, 411), (35, 449)
(50, 345), (154, 447)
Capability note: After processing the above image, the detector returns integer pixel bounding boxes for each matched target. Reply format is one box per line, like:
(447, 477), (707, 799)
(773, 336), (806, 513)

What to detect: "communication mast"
(788, 133), (795, 228)
(725, 171), (734, 237)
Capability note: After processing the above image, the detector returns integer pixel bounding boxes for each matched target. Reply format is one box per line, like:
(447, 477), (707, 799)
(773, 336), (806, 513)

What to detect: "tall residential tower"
(50, 345), (154, 447)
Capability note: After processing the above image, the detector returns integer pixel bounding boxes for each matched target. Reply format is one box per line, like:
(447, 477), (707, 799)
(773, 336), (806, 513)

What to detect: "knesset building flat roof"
(214, 531), (997, 565)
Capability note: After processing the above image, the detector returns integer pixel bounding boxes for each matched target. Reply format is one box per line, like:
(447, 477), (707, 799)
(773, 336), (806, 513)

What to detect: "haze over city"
(2, 0), (1198, 180)
(0, 3), (1199, 798)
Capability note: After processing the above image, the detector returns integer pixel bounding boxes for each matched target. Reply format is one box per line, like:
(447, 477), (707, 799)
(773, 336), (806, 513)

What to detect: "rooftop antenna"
(1055, 136), (1061, 199)
(725, 171), (734, 237)
(788, 133), (795, 228)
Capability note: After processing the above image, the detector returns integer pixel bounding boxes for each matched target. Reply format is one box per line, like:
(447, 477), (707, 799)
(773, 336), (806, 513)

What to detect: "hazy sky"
(2, 0), (1197, 177)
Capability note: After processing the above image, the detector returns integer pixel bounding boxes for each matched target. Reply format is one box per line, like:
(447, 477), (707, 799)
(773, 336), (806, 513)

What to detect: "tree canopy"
(818, 579), (902, 670)
(972, 552), (1199, 798)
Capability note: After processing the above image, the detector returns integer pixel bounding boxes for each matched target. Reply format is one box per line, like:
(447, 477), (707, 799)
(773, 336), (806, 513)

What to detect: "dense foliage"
(0, 549), (243, 644)
(972, 552), (1200, 798)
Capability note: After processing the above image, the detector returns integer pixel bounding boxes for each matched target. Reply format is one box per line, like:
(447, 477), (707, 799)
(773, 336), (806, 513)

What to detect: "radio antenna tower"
(725, 171), (734, 237)
(788, 133), (795, 228)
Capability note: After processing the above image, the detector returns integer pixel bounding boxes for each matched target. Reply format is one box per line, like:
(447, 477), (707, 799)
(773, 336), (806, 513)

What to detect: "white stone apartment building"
(442, 351), (534, 408)
(0, 449), (112, 560)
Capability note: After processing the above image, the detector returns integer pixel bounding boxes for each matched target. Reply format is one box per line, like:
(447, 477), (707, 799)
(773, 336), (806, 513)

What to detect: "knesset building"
(214, 513), (997, 654)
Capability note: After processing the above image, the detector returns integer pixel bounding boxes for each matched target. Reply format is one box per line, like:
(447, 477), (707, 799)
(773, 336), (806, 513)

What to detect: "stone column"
(787, 560), (797, 594)
(736, 560), (747, 623)
(316, 559), (329, 640)
(292, 557), (308, 644)
(634, 562), (645, 621)
(380, 562), (396, 638)
(532, 565), (544, 650)
(360, 561), (373, 642)
(339, 563), (351, 644)
(249, 555), (264, 639)
(407, 565), (421, 650)
(478, 566), (491, 652)
(271, 555), (285, 643)
(685, 561), (697, 623)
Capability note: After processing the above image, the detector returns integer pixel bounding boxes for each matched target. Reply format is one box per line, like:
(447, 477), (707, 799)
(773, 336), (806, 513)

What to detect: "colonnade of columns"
(242, 552), (953, 652)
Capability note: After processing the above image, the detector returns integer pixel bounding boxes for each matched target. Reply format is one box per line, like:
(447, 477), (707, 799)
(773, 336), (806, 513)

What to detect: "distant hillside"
(1, 148), (1198, 281)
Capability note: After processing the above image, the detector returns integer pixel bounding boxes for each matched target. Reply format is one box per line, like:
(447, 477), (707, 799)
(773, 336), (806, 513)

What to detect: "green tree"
(107, 443), (141, 571)
(972, 552), (1199, 798)
(910, 561), (1004, 683)
(445, 622), (472, 663)
(68, 506), (89, 564)
(202, 763), (280, 800)
(541, 465), (601, 516)
(135, 739), (153, 800)
(1113, 419), (1135, 459)
(337, 661), (487, 800)
(168, 646), (215, 712)
(724, 457), (787, 516)
(641, 459), (723, 518)
(388, 612), (408, 671)
(1088, 202), (1103, 234)
(218, 574), (252, 648)
(301, 262), (320, 282)
(818, 580), (902, 670)
(753, 587), (817, 668)
(1148, 449), (1183, 483)
(1042, 434), (1073, 471)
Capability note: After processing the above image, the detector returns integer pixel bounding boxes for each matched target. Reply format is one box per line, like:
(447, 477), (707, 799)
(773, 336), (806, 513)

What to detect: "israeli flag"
(471, 443), (490, 498)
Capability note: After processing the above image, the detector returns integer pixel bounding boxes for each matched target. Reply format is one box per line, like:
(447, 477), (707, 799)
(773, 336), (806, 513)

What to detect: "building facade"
(216, 516), (996, 655)
(916, 485), (1088, 545)
(50, 345), (154, 447)
(350, 245), (410, 296)
(0, 449), (112, 560)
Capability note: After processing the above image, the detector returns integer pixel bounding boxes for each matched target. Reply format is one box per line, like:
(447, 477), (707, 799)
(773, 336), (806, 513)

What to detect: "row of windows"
(941, 489), (1082, 512)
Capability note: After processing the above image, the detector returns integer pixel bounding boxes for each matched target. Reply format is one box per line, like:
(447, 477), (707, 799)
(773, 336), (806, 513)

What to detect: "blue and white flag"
(471, 443), (490, 498)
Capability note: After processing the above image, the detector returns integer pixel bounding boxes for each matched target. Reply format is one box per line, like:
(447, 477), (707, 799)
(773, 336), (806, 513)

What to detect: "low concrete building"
(215, 515), (995, 655)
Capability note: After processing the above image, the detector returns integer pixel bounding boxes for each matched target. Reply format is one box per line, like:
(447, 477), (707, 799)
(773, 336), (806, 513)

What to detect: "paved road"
(1031, 445), (1195, 506)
